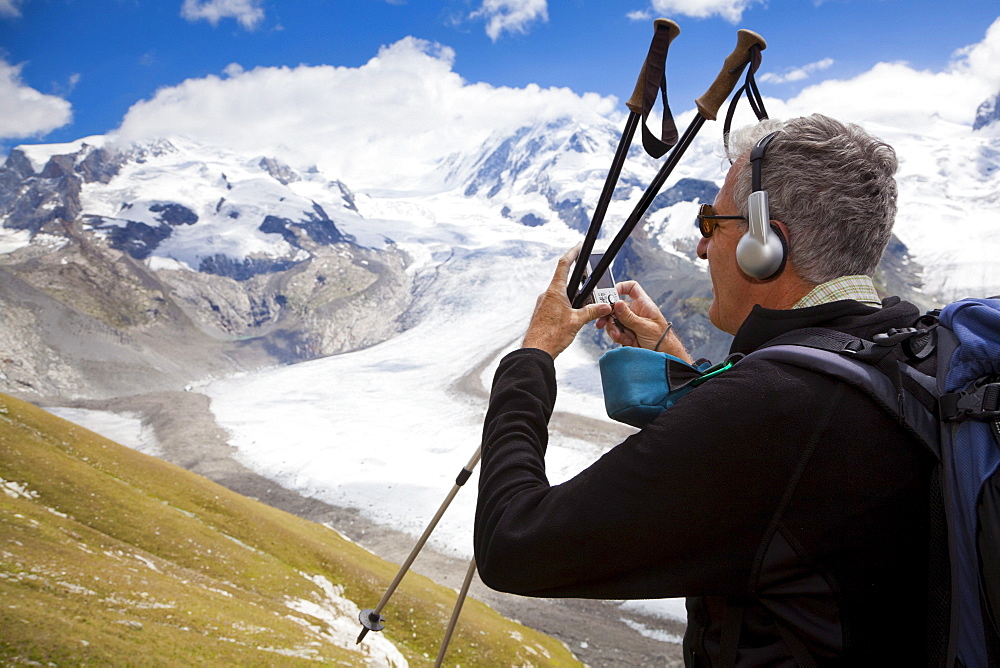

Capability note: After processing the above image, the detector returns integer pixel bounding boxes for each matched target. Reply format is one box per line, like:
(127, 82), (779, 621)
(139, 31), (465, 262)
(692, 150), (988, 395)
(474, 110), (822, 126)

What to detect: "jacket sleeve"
(473, 347), (838, 599)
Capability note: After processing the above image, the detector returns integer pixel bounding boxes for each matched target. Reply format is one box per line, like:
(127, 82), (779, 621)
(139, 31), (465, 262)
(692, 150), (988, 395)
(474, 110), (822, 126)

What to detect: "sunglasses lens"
(698, 204), (715, 238)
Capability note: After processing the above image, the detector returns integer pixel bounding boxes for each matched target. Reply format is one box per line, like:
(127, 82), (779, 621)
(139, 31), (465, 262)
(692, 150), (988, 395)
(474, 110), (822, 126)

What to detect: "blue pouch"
(599, 347), (731, 428)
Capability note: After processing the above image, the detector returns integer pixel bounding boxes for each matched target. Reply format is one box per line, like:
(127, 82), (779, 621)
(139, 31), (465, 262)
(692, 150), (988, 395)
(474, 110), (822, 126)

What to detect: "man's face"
(697, 160), (755, 335)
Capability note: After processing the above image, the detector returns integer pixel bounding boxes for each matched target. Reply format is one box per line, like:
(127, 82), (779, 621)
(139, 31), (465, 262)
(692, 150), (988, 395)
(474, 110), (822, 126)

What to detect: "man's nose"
(696, 235), (709, 260)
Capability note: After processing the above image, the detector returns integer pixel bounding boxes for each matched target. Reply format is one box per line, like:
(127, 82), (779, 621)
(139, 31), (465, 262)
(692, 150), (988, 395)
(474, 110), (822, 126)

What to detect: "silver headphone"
(736, 131), (788, 280)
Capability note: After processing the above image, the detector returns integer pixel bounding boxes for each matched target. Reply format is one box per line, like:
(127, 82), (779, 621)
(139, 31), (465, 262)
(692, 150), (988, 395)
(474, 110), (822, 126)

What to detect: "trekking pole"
(573, 29), (767, 308)
(433, 557), (478, 667)
(356, 446), (482, 644)
(567, 17), (681, 304)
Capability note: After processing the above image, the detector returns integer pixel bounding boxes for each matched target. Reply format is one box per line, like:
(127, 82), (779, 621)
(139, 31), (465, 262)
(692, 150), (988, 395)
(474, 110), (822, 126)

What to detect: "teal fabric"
(599, 347), (714, 428)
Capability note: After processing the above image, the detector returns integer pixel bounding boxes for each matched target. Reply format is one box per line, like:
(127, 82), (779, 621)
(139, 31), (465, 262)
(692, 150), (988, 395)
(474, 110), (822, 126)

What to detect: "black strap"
(637, 21), (678, 159)
(719, 598), (746, 666)
(926, 464), (951, 667)
(980, 457), (1000, 664)
(723, 44), (768, 153)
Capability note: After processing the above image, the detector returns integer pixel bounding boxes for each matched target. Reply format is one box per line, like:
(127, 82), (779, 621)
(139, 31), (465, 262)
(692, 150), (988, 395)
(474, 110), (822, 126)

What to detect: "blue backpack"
(600, 298), (1000, 665)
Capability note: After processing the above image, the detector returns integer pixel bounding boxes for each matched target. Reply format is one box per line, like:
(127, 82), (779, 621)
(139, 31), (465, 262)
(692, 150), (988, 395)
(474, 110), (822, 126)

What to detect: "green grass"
(0, 394), (580, 666)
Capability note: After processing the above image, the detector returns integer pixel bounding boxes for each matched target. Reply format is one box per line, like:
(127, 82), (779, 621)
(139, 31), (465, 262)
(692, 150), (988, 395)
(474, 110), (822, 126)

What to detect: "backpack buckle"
(873, 327), (919, 346)
(941, 378), (1000, 421)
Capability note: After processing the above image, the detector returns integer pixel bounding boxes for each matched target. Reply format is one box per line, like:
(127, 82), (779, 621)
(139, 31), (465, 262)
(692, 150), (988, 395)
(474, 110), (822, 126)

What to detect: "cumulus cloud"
(760, 58), (834, 85)
(0, 59), (73, 140)
(648, 0), (761, 23)
(180, 0), (264, 30)
(470, 0), (548, 41)
(767, 18), (1000, 131)
(112, 37), (616, 190)
(951, 17), (1000, 90)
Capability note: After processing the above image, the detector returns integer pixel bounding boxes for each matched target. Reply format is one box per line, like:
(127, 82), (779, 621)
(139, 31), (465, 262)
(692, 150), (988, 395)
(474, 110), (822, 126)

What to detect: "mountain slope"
(0, 139), (411, 399)
(0, 392), (578, 666)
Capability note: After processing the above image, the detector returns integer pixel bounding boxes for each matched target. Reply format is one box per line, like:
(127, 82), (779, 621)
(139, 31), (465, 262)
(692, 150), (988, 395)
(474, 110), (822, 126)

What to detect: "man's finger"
(616, 280), (640, 299)
(619, 280), (654, 306)
(552, 244), (582, 286)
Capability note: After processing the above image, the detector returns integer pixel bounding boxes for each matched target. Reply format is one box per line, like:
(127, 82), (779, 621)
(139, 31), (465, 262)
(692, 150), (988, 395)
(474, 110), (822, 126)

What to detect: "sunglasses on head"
(696, 203), (747, 238)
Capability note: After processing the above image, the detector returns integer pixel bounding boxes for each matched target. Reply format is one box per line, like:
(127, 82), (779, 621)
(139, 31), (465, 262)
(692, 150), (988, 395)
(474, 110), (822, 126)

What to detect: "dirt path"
(54, 386), (685, 666)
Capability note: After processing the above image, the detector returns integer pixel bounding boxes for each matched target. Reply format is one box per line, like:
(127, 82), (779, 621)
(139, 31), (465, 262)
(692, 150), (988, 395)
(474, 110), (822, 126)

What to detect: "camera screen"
(590, 253), (616, 289)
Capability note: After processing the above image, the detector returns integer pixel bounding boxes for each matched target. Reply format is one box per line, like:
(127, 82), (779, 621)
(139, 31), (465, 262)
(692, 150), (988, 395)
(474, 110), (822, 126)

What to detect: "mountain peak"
(974, 92), (1000, 131)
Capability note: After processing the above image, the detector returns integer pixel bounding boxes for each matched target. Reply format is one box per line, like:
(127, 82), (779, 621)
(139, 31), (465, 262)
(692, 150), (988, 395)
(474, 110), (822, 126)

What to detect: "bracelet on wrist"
(653, 322), (673, 352)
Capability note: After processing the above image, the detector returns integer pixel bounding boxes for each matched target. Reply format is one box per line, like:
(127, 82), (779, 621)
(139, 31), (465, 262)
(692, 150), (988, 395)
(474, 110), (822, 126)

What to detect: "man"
(474, 114), (934, 664)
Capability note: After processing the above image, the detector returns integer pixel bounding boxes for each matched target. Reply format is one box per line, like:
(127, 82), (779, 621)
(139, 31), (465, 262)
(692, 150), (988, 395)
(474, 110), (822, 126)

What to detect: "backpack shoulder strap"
(745, 334), (939, 456)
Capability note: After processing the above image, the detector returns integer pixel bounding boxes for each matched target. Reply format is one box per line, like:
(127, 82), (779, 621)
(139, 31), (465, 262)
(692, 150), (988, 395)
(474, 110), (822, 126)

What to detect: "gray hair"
(725, 114), (898, 284)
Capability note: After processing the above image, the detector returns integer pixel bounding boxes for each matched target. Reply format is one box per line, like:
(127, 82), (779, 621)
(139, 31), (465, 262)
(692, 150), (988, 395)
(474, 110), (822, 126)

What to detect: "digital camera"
(577, 253), (619, 307)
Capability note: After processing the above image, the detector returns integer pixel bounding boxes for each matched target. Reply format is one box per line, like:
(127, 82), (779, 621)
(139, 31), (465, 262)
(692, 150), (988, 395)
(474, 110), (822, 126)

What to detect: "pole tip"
(357, 608), (386, 644)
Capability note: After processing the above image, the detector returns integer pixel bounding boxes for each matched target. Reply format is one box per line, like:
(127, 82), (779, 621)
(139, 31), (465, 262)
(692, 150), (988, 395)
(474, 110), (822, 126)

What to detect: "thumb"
(612, 300), (641, 327)
(580, 302), (613, 322)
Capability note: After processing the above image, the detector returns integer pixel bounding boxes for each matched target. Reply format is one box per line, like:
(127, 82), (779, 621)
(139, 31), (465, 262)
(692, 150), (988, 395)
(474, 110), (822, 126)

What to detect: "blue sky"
(2, 0), (998, 151)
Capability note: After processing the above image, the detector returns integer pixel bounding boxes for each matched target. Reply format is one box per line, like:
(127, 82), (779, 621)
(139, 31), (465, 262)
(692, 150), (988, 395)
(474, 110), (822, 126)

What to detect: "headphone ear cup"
(767, 223), (788, 278)
(736, 222), (788, 280)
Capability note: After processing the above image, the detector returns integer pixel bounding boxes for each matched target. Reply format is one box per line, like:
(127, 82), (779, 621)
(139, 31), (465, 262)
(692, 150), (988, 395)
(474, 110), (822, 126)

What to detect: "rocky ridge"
(0, 140), (410, 399)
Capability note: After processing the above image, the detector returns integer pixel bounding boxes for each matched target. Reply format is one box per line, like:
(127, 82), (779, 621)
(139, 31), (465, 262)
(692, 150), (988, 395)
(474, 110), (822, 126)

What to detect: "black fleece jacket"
(475, 297), (935, 665)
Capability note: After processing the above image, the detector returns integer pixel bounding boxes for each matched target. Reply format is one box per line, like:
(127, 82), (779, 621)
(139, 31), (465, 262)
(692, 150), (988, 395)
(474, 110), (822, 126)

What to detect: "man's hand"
(522, 246), (612, 359)
(596, 280), (695, 364)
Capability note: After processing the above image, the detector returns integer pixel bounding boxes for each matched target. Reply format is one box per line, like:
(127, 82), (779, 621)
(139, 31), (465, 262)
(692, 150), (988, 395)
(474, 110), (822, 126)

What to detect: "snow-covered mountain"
(5, 101), (1000, 400)
(975, 92), (1000, 131)
(0, 137), (412, 398)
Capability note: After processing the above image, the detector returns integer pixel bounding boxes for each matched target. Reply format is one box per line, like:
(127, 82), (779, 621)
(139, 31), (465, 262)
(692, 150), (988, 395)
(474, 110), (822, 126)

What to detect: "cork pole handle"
(694, 29), (766, 121)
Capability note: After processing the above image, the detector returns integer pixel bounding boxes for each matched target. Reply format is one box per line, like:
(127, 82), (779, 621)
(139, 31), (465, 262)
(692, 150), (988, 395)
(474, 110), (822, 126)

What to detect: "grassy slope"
(0, 393), (578, 666)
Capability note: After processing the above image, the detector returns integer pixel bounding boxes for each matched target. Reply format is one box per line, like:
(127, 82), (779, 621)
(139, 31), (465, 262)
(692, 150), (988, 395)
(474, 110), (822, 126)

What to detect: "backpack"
(744, 297), (1000, 667)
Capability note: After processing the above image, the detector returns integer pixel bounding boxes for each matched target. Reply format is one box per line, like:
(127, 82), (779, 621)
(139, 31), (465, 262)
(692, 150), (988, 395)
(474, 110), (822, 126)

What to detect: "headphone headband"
(750, 131), (779, 193)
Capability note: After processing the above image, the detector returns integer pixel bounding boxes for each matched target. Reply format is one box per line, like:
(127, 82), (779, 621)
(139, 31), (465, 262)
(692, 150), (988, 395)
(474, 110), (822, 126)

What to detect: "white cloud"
(950, 17), (1000, 90)
(0, 0), (23, 18)
(470, 0), (548, 41)
(0, 59), (72, 140)
(112, 37), (617, 190)
(625, 9), (653, 21)
(760, 57), (834, 84)
(767, 18), (1000, 131)
(649, 0), (761, 23)
(180, 0), (264, 30)
(626, 9), (652, 21)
